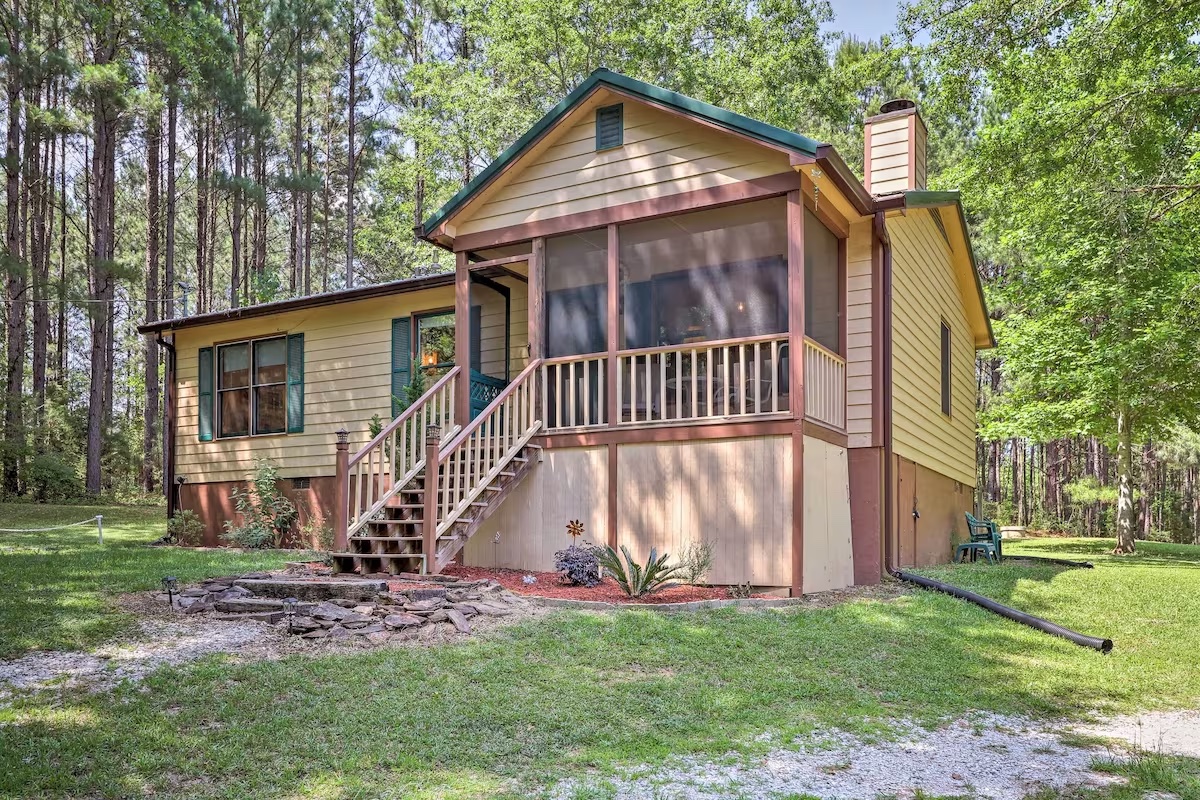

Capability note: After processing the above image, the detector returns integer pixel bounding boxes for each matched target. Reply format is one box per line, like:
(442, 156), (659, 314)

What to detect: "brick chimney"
(863, 99), (926, 195)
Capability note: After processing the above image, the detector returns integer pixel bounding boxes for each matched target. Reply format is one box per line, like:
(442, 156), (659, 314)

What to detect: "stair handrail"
(426, 359), (543, 563)
(349, 366), (460, 466)
(343, 365), (460, 539)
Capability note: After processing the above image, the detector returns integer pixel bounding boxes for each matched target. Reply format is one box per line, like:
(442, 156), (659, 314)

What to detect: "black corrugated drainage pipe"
(893, 569), (1113, 653)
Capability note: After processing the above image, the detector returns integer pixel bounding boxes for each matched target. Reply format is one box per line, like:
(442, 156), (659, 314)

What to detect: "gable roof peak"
(417, 69), (828, 241)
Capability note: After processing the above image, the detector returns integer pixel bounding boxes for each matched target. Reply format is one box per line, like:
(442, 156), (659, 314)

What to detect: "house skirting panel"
(179, 477), (338, 547)
(893, 455), (973, 568)
(463, 434), (855, 593)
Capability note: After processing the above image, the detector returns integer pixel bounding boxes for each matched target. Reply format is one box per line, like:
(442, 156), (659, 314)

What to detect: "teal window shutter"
(198, 347), (214, 442)
(286, 333), (305, 433)
(391, 316), (412, 417)
(595, 103), (623, 150)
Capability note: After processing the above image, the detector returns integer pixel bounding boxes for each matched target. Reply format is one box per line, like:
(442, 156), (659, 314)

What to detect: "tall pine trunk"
(142, 101), (161, 492)
(4, 0), (26, 494)
(1114, 405), (1136, 553)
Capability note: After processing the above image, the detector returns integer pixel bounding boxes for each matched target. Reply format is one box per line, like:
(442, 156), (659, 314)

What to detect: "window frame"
(939, 319), (952, 417)
(215, 334), (290, 439)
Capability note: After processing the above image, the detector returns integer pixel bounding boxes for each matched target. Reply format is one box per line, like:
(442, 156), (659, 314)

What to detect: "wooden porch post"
(423, 424), (441, 574)
(528, 238), (545, 363)
(334, 428), (349, 551)
(787, 187), (806, 597)
(606, 224), (620, 550)
(455, 251), (471, 426)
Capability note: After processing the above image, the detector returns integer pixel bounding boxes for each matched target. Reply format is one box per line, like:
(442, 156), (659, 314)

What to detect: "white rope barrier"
(0, 515), (104, 543)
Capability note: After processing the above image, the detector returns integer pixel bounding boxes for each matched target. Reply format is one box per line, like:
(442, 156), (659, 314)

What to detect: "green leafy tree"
(910, 0), (1200, 552)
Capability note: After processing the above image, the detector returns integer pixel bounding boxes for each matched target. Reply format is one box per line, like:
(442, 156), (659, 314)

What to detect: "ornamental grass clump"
(598, 544), (680, 597)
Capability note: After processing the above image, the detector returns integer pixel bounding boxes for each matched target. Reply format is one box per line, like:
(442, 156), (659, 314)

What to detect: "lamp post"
(282, 597), (299, 634)
(161, 575), (179, 606)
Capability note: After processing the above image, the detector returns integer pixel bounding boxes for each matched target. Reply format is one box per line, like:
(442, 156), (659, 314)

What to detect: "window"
(618, 197), (788, 348)
(595, 103), (623, 150)
(804, 209), (841, 353)
(217, 336), (287, 437)
(546, 229), (609, 357)
(940, 321), (952, 416)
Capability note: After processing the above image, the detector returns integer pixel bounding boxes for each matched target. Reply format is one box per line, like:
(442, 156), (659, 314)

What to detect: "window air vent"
(595, 104), (623, 150)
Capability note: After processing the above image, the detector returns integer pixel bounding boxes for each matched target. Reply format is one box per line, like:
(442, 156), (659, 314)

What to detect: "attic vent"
(595, 104), (623, 150)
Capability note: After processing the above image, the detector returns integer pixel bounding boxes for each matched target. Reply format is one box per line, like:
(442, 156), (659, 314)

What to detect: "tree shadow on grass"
(0, 589), (1174, 800)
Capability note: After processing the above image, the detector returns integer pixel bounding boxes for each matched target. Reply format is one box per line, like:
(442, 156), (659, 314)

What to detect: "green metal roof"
(418, 68), (824, 238)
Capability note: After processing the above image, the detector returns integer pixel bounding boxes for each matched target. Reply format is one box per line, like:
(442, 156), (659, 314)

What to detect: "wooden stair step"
(350, 536), (424, 542)
(366, 517), (423, 524)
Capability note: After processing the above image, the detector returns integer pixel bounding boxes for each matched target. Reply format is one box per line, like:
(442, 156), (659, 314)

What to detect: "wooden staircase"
(330, 443), (540, 575)
(332, 360), (543, 576)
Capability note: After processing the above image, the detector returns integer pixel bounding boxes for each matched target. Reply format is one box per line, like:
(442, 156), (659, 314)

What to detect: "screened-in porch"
(522, 196), (846, 431)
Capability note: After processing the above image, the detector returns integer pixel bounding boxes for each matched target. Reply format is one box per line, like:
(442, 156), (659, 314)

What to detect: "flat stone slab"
(214, 598), (315, 614)
(212, 611), (284, 623)
(232, 578), (387, 601)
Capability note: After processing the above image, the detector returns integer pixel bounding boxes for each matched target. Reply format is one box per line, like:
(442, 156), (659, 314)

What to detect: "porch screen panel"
(545, 230), (608, 357)
(617, 197), (788, 348)
(804, 209), (840, 353)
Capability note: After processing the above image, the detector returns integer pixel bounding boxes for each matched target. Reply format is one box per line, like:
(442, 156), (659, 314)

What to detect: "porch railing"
(803, 339), (845, 429)
(428, 360), (543, 567)
(346, 366), (458, 537)
(541, 353), (608, 430)
(617, 334), (791, 425)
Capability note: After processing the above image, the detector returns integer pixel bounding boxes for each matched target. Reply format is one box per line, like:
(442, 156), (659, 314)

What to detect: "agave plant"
(597, 545), (680, 597)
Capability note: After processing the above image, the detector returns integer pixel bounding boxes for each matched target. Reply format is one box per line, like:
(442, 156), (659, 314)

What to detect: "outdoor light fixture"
(336, 427), (349, 445)
(426, 423), (441, 443)
(282, 597), (299, 634)
(162, 575), (179, 606)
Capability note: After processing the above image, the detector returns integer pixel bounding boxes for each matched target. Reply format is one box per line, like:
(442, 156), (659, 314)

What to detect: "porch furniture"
(965, 512), (1003, 561)
(955, 540), (998, 565)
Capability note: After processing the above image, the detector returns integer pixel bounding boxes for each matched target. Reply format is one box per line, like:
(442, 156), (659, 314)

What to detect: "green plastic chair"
(964, 512), (1003, 562)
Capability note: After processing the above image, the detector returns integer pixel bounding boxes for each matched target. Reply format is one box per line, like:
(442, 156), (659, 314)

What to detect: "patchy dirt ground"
(552, 711), (1199, 800)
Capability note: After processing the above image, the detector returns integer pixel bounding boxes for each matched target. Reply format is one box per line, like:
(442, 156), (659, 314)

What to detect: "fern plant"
(597, 545), (680, 597)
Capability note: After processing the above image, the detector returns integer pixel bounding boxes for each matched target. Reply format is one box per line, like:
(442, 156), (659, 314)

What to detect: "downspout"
(155, 332), (178, 518)
(874, 211), (896, 576)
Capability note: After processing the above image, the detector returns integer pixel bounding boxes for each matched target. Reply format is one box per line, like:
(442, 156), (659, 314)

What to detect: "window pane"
(417, 313), (456, 370)
(804, 209), (840, 352)
(220, 389), (250, 437)
(255, 385), (286, 434)
(619, 198), (787, 347)
(218, 343), (249, 389)
(546, 230), (608, 357)
(253, 338), (287, 385)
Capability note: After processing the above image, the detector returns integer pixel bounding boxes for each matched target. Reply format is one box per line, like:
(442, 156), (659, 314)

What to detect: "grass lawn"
(0, 503), (315, 658)
(1, 505), (1198, 799)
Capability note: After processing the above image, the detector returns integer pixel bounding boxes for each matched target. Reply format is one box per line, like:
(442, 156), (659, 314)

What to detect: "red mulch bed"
(439, 564), (759, 604)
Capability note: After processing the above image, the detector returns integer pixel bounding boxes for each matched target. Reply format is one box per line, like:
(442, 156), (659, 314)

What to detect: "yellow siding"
(889, 209), (978, 487)
(175, 288), (456, 484)
(455, 91), (792, 237)
(845, 219), (873, 448)
(476, 274), (529, 378)
(617, 437), (792, 587)
(802, 436), (854, 592)
(462, 447), (608, 570)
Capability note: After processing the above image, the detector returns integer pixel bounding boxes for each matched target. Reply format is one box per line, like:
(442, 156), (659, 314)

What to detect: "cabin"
(139, 70), (994, 595)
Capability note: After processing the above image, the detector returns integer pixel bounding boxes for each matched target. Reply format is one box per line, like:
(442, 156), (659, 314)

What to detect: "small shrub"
(222, 460), (298, 549)
(300, 507), (334, 551)
(728, 582), (753, 599)
(597, 545), (680, 597)
(167, 510), (205, 546)
(677, 539), (716, 585)
(25, 453), (81, 503)
(554, 543), (602, 586)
